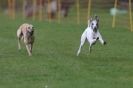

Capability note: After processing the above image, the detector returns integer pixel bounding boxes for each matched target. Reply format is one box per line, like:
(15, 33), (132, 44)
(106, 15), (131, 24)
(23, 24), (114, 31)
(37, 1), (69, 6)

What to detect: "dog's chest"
(27, 36), (34, 43)
(88, 29), (97, 39)
(92, 32), (97, 39)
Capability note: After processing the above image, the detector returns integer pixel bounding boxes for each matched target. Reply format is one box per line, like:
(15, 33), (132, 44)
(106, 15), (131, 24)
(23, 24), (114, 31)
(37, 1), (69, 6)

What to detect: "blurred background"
(0, 0), (132, 30)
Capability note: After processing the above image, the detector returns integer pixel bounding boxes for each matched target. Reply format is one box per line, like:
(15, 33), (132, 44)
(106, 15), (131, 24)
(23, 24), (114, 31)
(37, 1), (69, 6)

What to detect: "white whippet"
(77, 16), (106, 56)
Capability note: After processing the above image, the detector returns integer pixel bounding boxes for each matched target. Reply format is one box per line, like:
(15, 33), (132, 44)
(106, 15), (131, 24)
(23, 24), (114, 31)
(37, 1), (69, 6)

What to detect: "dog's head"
(27, 24), (34, 36)
(88, 16), (99, 32)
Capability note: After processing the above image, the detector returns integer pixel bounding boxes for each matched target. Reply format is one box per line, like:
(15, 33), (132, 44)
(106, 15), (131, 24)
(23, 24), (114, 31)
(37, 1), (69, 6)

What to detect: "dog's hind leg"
(77, 31), (87, 56)
(18, 37), (21, 50)
(17, 29), (22, 50)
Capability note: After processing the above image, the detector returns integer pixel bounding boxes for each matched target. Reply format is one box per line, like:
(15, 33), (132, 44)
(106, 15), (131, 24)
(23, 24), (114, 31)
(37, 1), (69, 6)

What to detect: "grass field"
(0, 11), (133, 88)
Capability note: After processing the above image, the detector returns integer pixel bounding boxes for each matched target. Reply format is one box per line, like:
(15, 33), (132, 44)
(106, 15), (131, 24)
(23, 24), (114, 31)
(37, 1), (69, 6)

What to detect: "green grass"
(0, 12), (133, 88)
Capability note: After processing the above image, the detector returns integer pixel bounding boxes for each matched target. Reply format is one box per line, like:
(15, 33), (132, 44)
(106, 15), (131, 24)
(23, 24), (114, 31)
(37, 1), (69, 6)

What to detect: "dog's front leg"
(26, 44), (32, 56)
(88, 39), (97, 53)
(89, 42), (94, 53)
(29, 43), (33, 53)
(30, 36), (34, 53)
(23, 35), (32, 56)
(97, 31), (106, 45)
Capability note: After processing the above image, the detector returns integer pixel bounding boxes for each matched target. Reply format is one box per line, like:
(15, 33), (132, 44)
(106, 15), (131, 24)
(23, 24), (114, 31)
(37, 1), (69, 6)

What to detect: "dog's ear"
(88, 17), (93, 24)
(90, 17), (93, 22)
(94, 15), (99, 22)
(32, 26), (34, 29)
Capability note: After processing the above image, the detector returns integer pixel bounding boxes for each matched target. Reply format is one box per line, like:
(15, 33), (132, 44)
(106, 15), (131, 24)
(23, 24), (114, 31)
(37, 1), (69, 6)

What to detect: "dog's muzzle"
(27, 30), (34, 37)
(30, 30), (34, 36)
(93, 27), (97, 32)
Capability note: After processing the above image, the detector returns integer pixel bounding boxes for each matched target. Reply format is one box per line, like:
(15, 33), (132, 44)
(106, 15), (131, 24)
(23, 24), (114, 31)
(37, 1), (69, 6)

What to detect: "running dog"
(17, 23), (35, 56)
(77, 16), (106, 56)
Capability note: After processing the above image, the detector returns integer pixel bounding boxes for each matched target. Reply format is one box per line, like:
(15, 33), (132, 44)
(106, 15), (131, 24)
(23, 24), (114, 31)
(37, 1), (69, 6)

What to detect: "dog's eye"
(92, 23), (94, 25)
(28, 27), (30, 29)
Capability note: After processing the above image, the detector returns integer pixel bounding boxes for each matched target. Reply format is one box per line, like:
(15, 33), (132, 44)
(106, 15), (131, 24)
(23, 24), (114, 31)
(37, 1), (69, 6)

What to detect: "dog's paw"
(96, 37), (99, 40)
(103, 41), (107, 45)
